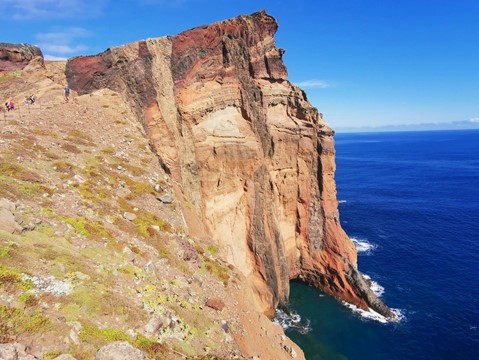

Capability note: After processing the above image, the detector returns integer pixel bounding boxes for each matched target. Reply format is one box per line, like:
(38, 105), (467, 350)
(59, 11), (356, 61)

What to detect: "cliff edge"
(66, 10), (392, 318)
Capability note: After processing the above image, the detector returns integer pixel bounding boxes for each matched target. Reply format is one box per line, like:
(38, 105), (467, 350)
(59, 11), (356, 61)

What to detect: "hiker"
(5, 101), (14, 111)
(64, 86), (70, 102)
(24, 95), (35, 105)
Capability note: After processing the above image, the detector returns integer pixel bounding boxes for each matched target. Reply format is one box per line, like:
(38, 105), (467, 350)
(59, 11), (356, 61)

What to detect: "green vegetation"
(78, 322), (168, 357)
(0, 242), (17, 258)
(0, 69), (22, 83)
(0, 264), (33, 290)
(118, 264), (146, 280)
(0, 305), (49, 341)
(100, 146), (115, 154)
(207, 244), (219, 256)
(133, 211), (171, 237)
(31, 128), (57, 138)
(67, 129), (93, 142)
(79, 322), (130, 347)
(201, 259), (229, 287)
(42, 351), (64, 360)
(61, 216), (111, 239)
(0, 161), (41, 182)
(42, 207), (55, 218)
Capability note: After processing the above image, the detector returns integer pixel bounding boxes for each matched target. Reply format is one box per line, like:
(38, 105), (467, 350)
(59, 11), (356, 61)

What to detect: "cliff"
(66, 10), (391, 317)
(0, 43), (303, 359)
(0, 10), (392, 359)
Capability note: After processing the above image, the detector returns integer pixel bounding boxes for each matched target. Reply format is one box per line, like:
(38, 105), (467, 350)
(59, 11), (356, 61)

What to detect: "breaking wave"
(342, 302), (406, 324)
(362, 273), (385, 297)
(274, 309), (312, 334)
(351, 237), (377, 254)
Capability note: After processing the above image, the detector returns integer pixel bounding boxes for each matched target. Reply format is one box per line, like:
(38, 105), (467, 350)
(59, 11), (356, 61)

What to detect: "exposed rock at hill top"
(0, 43), (44, 72)
(65, 10), (391, 317)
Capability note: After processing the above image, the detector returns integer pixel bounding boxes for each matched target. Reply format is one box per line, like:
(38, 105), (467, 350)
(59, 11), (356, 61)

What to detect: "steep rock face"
(0, 43), (44, 72)
(66, 11), (391, 317)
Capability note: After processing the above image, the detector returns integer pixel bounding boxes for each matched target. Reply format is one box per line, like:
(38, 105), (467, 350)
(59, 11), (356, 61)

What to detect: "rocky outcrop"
(66, 11), (392, 317)
(0, 198), (22, 234)
(0, 342), (37, 360)
(95, 341), (145, 360)
(0, 43), (44, 72)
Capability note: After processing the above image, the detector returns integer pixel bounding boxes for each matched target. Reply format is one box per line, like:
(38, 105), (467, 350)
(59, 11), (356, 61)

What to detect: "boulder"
(0, 198), (22, 233)
(157, 195), (173, 204)
(206, 298), (225, 311)
(0, 343), (37, 360)
(122, 212), (137, 221)
(95, 341), (145, 360)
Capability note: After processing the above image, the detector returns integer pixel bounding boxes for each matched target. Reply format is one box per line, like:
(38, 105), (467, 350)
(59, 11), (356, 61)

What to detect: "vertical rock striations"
(66, 10), (392, 317)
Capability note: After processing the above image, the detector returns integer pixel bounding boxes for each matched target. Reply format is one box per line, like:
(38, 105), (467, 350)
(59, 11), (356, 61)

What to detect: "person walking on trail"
(64, 86), (70, 103)
(25, 95), (35, 105)
(5, 100), (14, 111)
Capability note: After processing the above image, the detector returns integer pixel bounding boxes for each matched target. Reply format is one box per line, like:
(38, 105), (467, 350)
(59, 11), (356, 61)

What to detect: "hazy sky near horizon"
(1, 0), (478, 128)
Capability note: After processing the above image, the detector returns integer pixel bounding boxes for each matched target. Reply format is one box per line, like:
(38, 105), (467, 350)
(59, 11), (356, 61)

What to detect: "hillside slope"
(0, 52), (302, 359)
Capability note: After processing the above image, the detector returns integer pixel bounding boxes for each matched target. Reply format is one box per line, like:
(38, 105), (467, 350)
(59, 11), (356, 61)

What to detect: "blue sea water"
(283, 130), (479, 359)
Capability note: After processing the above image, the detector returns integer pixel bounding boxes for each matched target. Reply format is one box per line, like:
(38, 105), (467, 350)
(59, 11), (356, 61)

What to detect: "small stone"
(221, 320), (229, 332)
(145, 261), (156, 274)
(154, 184), (161, 192)
(123, 212), (136, 221)
(283, 345), (297, 358)
(206, 298), (225, 311)
(73, 174), (85, 183)
(157, 194), (173, 204)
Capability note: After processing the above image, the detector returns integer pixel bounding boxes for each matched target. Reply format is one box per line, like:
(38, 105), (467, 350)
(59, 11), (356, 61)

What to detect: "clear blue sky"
(1, 0), (478, 128)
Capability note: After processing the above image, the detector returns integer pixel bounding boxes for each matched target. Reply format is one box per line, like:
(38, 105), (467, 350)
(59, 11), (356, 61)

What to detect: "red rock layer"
(65, 11), (392, 317)
(0, 43), (43, 72)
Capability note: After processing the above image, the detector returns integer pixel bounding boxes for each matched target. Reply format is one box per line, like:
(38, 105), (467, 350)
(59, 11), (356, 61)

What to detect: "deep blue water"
(285, 130), (479, 360)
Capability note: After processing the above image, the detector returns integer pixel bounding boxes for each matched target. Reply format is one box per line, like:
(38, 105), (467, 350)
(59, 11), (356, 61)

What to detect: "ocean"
(278, 130), (479, 359)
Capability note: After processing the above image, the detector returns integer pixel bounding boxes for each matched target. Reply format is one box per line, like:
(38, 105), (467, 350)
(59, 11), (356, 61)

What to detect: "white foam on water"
(370, 281), (385, 297)
(361, 274), (385, 297)
(351, 237), (377, 254)
(338, 200), (347, 204)
(342, 302), (406, 324)
(273, 309), (312, 334)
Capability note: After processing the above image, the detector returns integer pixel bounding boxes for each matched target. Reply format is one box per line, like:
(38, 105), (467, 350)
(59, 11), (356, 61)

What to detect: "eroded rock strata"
(66, 10), (392, 317)
(0, 43), (44, 72)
